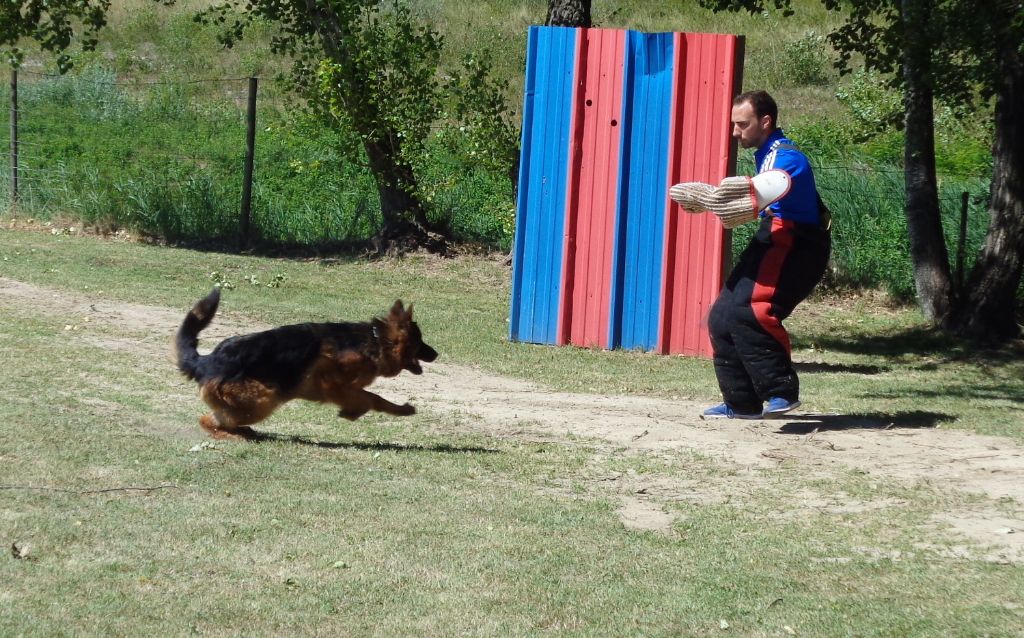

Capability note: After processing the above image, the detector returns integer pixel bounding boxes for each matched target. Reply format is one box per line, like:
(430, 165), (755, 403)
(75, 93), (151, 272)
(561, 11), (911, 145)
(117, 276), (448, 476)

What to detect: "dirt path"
(3, 277), (1022, 562)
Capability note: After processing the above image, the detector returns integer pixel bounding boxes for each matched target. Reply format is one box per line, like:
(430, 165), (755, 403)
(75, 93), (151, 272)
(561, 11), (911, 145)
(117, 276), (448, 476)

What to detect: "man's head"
(731, 90), (778, 149)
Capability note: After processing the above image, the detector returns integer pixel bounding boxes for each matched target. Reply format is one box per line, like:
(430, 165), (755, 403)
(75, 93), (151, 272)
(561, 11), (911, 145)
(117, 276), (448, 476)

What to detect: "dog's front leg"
(335, 388), (415, 420)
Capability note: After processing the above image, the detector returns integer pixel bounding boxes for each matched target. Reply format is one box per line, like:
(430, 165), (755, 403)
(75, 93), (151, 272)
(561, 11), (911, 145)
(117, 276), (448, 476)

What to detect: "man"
(702, 90), (831, 419)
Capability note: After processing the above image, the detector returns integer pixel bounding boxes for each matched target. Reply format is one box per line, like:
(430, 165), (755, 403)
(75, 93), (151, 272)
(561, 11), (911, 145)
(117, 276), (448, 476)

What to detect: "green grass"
(1, 223), (1021, 440)
(1, 226), (1022, 636)
(1, 64), (999, 298)
(1, 0), (1022, 623)
(0, 67), (512, 249)
(1, 0), (1001, 297)
(1, 226), (1022, 635)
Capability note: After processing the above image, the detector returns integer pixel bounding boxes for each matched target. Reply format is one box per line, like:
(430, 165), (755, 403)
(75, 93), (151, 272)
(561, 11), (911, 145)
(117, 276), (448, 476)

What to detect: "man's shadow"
(775, 410), (956, 435)
(253, 431), (499, 454)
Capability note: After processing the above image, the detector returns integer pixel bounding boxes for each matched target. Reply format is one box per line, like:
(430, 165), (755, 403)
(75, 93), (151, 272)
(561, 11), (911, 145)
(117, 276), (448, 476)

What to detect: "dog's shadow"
(775, 410), (956, 435)
(253, 431), (499, 454)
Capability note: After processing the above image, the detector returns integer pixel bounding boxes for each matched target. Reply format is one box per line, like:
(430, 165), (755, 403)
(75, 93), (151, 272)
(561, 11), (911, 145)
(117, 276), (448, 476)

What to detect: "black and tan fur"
(175, 289), (437, 440)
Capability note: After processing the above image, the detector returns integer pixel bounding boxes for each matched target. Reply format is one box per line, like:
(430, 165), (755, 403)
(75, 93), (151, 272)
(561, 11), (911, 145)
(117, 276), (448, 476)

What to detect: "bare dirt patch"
(3, 276), (1022, 561)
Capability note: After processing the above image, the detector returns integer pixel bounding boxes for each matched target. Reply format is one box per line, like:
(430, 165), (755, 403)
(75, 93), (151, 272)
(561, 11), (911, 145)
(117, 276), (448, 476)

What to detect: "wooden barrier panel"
(511, 26), (744, 358)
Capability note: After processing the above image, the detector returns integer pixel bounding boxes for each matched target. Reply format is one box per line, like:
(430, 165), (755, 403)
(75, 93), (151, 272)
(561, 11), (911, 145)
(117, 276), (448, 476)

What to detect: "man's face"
(731, 101), (772, 149)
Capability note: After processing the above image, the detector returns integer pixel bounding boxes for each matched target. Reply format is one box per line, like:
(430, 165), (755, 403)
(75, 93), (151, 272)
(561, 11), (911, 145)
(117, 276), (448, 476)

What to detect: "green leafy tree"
(0, 0), (113, 71)
(197, 0), (450, 250)
(701, 0), (1024, 341)
(546, 0), (592, 27)
(444, 51), (521, 197)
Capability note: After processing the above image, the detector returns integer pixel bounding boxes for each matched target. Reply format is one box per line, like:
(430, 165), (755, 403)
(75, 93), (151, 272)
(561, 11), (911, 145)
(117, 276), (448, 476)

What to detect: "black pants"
(708, 216), (831, 412)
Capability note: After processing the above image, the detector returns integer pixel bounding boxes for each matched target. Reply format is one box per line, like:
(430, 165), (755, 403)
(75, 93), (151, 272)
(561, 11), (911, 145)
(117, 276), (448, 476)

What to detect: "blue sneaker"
(701, 403), (762, 420)
(762, 397), (801, 418)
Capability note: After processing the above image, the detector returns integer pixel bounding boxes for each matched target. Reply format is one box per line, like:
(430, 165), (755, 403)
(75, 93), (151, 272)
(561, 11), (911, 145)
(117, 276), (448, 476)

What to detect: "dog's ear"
(390, 299), (412, 324)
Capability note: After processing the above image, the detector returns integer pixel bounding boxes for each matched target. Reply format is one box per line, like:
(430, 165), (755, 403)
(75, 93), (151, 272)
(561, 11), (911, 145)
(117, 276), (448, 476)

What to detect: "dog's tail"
(175, 288), (220, 381)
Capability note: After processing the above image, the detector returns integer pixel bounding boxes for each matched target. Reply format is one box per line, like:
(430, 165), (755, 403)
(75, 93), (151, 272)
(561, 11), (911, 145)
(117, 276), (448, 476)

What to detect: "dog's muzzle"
(405, 344), (438, 374)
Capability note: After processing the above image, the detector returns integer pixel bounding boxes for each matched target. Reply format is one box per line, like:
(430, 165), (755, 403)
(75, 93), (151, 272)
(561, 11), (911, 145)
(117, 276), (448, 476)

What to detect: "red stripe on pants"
(751, 216), (793, 353)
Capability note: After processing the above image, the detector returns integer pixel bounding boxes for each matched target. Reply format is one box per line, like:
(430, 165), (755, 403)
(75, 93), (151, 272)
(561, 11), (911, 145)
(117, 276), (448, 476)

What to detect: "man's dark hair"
(733, 90), (778, 129)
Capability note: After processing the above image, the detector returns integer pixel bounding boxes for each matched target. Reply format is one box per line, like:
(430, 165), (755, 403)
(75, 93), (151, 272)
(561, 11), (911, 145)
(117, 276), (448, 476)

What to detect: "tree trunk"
(546, 0), (592, 27)
(305, 0), (440, 251)
(363, 138), (446, 255)
(364, 138), (429, 231)
(901, 0), (952, 322)
(944, 43), (1024, 340)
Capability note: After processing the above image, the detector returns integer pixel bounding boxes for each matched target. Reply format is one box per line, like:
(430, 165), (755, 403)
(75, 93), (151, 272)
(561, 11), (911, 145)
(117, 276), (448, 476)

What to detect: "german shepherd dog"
(175, 289), (438, 440)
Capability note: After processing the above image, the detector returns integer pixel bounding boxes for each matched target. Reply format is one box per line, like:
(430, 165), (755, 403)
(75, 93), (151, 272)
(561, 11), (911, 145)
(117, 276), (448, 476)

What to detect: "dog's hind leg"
(334, 389), (415, 420)
(198, 380), (279, 440)
(199, 413), (259, 441)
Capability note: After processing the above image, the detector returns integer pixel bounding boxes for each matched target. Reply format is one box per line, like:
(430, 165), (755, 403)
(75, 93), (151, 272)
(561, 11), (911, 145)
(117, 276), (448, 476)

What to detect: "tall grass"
(733, 141), (992, 300)
(0, 0), (1008, 297)
(0, 68), (512, 248)
(0, 64), (998, 296)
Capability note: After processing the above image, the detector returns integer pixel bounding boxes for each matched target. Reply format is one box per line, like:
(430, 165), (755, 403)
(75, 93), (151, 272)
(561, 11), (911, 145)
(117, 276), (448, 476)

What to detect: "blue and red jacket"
(754, 129), (820, 226)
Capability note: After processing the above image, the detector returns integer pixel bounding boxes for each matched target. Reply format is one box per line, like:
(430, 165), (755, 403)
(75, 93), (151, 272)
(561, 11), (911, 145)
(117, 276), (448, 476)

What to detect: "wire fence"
(0, 66), (995, 283)
(0, 67), (377, 246)
(0, 66), (519, 249)
(3, 70), (250, 202)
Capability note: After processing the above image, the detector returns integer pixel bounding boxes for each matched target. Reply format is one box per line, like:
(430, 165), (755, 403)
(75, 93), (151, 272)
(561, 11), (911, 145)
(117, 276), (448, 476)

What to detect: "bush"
(781, 31), (831, 86)
(834, 69), (903, 142)
(733, 145), (992, 300)
(416, 130), (515, 250)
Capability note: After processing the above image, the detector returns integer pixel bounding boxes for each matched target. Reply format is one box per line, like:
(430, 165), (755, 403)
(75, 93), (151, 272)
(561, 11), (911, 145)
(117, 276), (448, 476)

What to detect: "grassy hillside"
(84, 0), (847, 125)
(4, 0), (1000, 299)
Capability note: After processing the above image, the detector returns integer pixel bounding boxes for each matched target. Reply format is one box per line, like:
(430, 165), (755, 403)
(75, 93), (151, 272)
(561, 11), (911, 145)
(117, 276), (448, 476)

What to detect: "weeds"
(0, 1), (1006, 297)
(0, 230), (1021, 636)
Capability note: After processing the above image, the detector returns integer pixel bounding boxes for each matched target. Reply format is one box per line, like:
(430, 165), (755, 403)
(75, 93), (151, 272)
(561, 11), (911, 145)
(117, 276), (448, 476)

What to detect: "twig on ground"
(0, 484), (179, 494)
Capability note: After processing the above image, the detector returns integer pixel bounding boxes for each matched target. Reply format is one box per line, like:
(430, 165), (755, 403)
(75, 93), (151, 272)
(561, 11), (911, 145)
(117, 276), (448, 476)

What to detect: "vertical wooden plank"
(509, 26), (578, 344)
(658, 33), (741, 357)
(9, 68), (17, 213)
(239, 76), (257, 249)
(558, 28), (626, 349)
(611, 31), (674, 351)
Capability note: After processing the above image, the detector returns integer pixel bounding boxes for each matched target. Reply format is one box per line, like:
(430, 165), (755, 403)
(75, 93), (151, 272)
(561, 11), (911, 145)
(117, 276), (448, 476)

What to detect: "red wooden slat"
(558, 28), (626, 349)
(658, 33), (742, 357)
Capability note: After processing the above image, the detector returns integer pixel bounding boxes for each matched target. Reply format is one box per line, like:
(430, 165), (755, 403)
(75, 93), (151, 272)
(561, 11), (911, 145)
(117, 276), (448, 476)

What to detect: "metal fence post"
(9, 67), (18, 215)
(240, 76), (257, 249)
(956, 190), (969, 295)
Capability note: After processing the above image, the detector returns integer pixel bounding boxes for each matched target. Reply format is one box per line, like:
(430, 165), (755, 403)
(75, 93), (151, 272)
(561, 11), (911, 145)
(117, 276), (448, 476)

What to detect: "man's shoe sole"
(700, 412), (762, 420)
(762, 400), (801, 418)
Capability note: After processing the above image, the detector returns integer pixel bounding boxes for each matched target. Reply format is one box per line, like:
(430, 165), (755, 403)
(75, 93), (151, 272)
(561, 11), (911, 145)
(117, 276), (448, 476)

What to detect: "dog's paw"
(338, 409), (365, 421)
(397, 402), (416, 416)
(199, 419), (259, 442)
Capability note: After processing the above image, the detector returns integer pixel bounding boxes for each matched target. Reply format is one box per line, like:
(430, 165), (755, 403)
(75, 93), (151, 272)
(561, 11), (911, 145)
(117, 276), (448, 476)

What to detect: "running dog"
(174, 289), (438, 440)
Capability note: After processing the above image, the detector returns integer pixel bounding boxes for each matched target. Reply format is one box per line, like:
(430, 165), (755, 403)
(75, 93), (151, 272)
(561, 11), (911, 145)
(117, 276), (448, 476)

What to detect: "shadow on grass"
(808, 325), (1024, 365)
(775, 410), (957, 435)
(253, 431), (499, 454)
(794, 361), (889, 374)
(172, 236), (373, 263)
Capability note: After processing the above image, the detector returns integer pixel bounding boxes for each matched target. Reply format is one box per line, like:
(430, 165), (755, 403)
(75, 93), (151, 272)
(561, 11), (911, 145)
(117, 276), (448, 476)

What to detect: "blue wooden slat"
(609, 31), (674, 350)
(510, 26), (578, 344)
